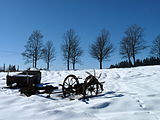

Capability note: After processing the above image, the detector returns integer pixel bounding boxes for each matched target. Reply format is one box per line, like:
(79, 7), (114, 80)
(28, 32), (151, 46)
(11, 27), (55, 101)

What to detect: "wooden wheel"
(97, 83), (104, 93)
(83, 75), (99, 98)
(62, 74), (79, 97)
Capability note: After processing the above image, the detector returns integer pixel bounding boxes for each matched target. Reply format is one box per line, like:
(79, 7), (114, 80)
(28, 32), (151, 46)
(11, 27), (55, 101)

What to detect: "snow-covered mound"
(0, 66), (160, 120)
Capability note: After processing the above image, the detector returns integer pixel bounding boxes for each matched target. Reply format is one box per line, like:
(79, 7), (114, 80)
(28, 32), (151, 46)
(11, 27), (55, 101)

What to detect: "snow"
(0, 66), (160, 120)
(9, 74), (34, 77)
(29, 68), (40, 71)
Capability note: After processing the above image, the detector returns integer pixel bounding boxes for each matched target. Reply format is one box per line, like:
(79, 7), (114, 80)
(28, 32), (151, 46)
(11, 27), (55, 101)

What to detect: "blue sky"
(0, 0), (160, 70)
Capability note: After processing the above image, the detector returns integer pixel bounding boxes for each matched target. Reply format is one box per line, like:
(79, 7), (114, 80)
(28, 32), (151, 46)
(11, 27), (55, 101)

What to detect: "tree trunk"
(34, 61), (37, 68)
(99, 60), (102, 69)
(132, 47), (136, 66)
(73, 62), (75, 70)
(35, 57), (37, 68)
(33, 56), (35, 68)
(47, 62), (49, 70)
(128, 56), (132, 66)
(67, 59), (70, 70)
(3, 64), (5, 72)
(133, 55), (136, 66)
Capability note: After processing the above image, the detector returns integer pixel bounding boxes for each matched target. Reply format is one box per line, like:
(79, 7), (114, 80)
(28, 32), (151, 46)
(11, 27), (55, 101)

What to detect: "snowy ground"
(0, 66), (160, 120)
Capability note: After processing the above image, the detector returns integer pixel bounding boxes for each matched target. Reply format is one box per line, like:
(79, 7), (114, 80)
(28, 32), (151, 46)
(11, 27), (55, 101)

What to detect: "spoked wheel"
(83, 75), (99, 98)
(98, 83), (104, 93)
(62, 74), (79, 97)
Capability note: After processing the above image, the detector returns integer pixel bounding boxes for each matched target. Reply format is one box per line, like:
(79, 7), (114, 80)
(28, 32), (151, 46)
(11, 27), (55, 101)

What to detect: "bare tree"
(70, 38), (83, 70)
(42, 40), (55, 70)
(125, 24), (146, 66)
(61, 29), (83, 70)
(150, 34), (160, 58)
(61, 29), (75, 70)
(22, 30), (43, 68)
(120, 37), (132, 66)
(89, 29), (114, 69)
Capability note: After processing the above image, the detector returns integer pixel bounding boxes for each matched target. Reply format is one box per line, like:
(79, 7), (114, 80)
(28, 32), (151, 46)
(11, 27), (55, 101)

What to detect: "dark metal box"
(6, 69), (41, 88)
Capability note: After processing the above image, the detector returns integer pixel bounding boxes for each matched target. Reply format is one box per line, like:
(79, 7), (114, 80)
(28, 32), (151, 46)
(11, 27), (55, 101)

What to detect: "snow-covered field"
(0, 66), (160, 120)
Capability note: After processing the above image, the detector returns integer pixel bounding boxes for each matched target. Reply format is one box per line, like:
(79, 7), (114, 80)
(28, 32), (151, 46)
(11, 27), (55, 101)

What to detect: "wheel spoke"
(85, 82), (98, 97)
(64, 82), (70, 86)
(71, 80), (76, 86)
(68, 78), (71, 85)
(70, 78), (74, 84)
(93, 89), (96, 94)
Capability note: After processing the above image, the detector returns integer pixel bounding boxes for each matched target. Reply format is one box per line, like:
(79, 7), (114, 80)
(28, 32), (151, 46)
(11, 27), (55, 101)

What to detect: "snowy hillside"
(0, 66), (160, 120)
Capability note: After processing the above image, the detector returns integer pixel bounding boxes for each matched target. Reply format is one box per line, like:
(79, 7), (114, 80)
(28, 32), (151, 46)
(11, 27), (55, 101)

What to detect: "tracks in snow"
(130, 94), (159, 120)
(111, 70), (160, 120)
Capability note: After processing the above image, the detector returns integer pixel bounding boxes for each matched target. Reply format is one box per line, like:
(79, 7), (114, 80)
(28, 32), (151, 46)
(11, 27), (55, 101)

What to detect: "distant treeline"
(0, 64), (19, 72)
(110, 57), (160, 68)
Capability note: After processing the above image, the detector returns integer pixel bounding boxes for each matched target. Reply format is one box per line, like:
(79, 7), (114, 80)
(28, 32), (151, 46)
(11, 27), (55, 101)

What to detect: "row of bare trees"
(120, 24), (147, 66)
(22, 24), (160, 70)
(61, 29), (114, 70)
(22, 30), (55, 70)
(22, 29), (113, 70)
(120, 24), (160, 66)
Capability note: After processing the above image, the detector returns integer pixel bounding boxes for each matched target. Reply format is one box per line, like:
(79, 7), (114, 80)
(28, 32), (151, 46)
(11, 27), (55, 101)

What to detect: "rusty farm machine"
(6, 69), (104, 99)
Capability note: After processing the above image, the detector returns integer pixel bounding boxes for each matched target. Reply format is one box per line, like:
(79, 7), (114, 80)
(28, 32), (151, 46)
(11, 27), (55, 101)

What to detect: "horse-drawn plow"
(6, 69), (104, 99)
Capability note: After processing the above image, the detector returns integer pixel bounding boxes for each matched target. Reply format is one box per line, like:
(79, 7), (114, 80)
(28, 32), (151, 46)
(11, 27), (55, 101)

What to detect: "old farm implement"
(6, 69), (104, 99)
(62, 72), (104, 98)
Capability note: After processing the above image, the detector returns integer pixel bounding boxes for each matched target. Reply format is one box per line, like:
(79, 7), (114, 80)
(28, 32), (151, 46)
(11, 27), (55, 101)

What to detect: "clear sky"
(0, 0), (160, 70)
